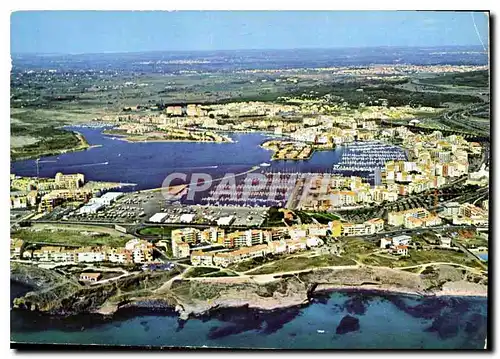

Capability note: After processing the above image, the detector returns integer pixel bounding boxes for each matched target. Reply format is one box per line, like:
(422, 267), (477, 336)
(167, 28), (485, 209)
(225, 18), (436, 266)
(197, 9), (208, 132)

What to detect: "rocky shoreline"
(11, 264), (487, 321)
(94, 269), (487, 321)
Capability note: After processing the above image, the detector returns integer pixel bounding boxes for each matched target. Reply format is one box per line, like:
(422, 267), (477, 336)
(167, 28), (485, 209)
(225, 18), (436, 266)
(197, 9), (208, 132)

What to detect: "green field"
(184, 267), (220, 278)
(203, 270), (239, 277)
(138, 226), (174, 237)
(10, 109), (98, 160)
(184, 267), (239, 278)
(419, 71), (489, 88)
(247, 254), (355, 275)
(454, 236), (489, 249)
(13, 228), (131, 247)
(298, 211), (341, 224)
(343, 237), (379, 261)
(227, 256), (270, 272)
(362, 248), (484, 270)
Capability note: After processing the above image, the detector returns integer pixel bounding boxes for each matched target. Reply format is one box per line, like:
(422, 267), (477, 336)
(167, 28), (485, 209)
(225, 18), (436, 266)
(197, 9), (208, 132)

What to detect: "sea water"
(11, 288), (487, 349)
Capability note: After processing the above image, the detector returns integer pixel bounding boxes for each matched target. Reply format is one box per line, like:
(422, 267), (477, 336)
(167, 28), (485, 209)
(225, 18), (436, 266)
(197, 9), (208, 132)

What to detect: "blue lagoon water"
(11, 291), (487, 349)
(11, 127), (347, 191)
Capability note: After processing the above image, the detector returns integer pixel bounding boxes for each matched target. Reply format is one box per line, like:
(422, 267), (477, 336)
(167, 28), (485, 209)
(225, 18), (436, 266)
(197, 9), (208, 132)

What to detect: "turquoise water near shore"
(11, 289), (487, 349)
(478, 253), (488, 261)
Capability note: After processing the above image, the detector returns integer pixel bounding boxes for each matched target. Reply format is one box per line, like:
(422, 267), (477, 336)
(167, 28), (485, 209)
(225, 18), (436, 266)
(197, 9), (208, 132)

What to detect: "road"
(452, 240), (488, 271)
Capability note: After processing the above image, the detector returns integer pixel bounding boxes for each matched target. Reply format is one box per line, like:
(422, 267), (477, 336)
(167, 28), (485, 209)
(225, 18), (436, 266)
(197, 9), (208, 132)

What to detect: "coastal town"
(8, 10), (491, 351)
(10, 96), (489, 290)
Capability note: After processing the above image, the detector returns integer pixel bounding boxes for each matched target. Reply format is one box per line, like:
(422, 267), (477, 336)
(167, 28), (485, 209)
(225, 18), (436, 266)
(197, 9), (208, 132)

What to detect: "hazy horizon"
(11, 11), (489, 54)
(10, 44), (489, 57)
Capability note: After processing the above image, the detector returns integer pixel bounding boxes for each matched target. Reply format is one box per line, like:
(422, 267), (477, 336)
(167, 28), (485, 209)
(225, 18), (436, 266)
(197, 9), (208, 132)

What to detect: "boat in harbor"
(260, 162), (271, 167)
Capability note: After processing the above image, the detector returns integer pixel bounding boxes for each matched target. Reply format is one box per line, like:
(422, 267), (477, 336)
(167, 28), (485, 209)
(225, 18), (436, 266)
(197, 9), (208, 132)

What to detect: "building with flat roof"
(217, 215), (235, 226)
(98, 192), (123, 205)
(392, 235), (412, 246)
(55, 172), (85, 189)
(180, 213), (195, 223)
(149, 213), (168, 223)
(78, 202), (104, 214)
(190, 251), (214, 266)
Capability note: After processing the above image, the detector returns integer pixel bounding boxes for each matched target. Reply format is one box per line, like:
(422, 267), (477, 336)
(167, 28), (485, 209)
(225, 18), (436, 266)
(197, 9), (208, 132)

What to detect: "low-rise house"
(286, 239), (307, 253)
(306, 236), (323, 248)
(77, 247), (107, 263)
(380, 237), (392, 249)
(393, 245), (409, 256)
(191, 251), (214, 266)
(10, 239), (24, 259)
(267, 240), (288, 254)
(79, 272), (102, 282)
(107, 248), (132, 264)
(440, 237), (452, 248)
(213, 252), (233, 267)
(392, 235), (412, 247)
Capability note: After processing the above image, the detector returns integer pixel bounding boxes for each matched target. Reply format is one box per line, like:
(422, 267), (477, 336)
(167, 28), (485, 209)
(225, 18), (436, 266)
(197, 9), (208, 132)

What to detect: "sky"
(10, 11), (489, 54)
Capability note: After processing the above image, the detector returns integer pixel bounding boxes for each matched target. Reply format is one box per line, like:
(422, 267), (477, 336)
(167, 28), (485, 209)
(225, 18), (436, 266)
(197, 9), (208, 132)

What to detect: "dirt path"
(396, 261), (486, 275)
(154, 271), (185, 293)
(31, 222), (134, 238)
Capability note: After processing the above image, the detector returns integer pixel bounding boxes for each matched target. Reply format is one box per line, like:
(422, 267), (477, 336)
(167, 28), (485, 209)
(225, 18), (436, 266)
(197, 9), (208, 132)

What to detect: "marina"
(332, 141), (407, 172)
(200, 172), (302, 208)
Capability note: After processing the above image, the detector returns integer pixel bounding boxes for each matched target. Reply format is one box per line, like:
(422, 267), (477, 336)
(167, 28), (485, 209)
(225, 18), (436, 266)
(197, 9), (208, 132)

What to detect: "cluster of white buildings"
(467, 165), (489, 187)
(19, 238), (153, 265)
(78, 192), (124, 214)
(170, 224), (328, 263)
(190, 236), (323, 268)
(378, 130), (474, 196)
(380, 234), (412, 256)
(170, 217), (387, 267)
(451, 203), (489, 226)
(388, 207), (442, 229)
(298, 174), (400, 211)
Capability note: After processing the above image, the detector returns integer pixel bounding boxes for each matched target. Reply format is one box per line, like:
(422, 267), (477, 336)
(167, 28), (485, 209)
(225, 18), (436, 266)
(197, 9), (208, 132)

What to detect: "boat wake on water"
(64, 161), (109, 168)
(176, 165), (219, 169)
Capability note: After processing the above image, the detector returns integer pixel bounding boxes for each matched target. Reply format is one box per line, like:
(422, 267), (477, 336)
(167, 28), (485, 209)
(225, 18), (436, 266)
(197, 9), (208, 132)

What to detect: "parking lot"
(53, 190), (269, 227)
(60, 191), (166, 224)
(148, 203), (268, 227)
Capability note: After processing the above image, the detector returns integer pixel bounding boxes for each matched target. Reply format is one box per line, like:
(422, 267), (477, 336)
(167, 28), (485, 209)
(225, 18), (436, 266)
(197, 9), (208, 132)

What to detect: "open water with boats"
(10, 126), (406, 203)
